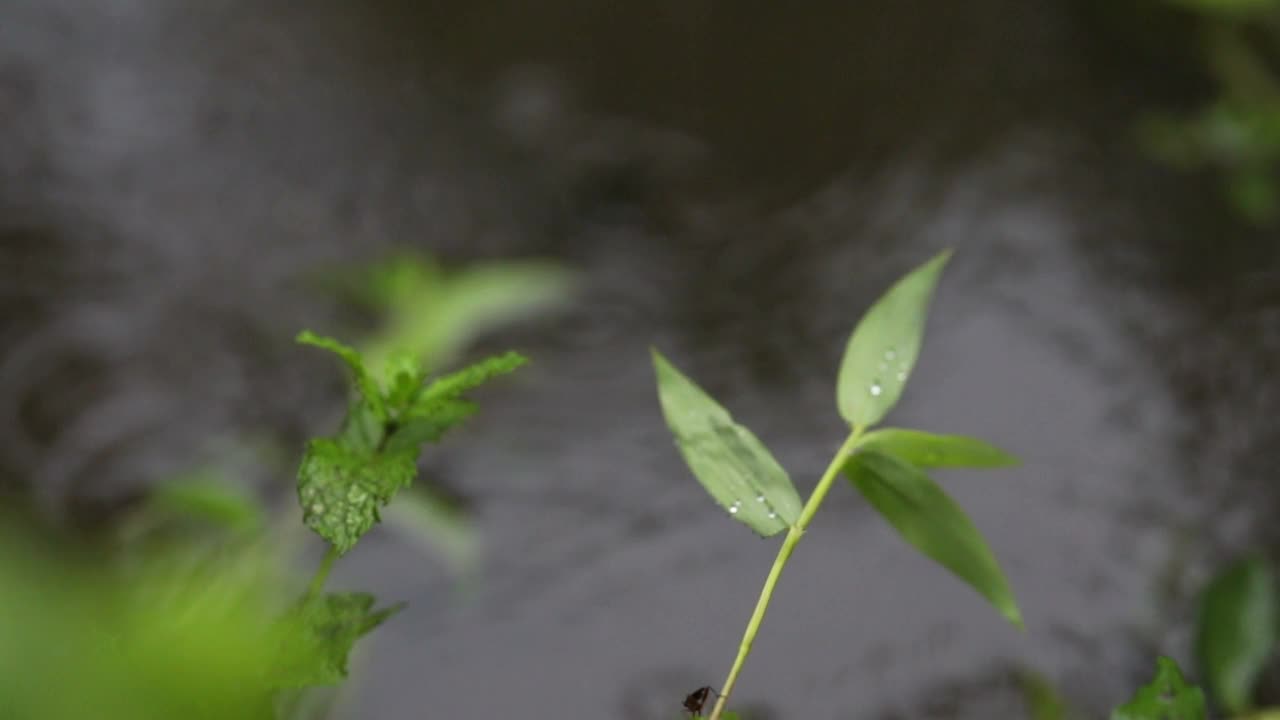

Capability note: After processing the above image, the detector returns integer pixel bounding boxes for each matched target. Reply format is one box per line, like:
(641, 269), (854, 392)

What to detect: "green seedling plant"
(652, 249), (1024, 719)
(313, 253), (572, 575)
(284, 331), (527, 698)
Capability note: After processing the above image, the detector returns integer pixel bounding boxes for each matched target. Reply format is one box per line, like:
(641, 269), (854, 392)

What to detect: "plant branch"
(707, 425), (866, 720)
(306, 546), (340, 601)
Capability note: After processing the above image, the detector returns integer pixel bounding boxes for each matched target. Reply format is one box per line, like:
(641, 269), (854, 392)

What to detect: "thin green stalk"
(707, 425), (865, 720)
(306, 546), (340, 601)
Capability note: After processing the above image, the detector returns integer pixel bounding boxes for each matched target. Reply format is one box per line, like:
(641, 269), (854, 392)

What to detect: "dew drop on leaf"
(869, 382), (883, 397)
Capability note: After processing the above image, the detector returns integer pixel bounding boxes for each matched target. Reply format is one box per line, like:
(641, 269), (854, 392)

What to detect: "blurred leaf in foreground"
(1111, 657), (1206, 720)
(1195, 555), (1277, 714)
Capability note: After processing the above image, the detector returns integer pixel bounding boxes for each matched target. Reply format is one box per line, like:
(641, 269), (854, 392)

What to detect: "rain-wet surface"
(1, 1), (1278, 718)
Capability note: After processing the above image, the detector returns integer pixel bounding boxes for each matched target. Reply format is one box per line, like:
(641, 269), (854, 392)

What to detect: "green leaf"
(272, 592), (403, 688)
(298, 331), (387, 422)
(836, 250), (951, 427)
(360, 258), (572, 373)
(1195, 555), (1277, 714)
(415, 351), (528, 406)
(856, 428), (1018, 469)
(296, 439), (417, 554)
(381, 352), (526, 453)
(652, 349), (803, 537)
(844, 449), (1022, 628)
(385, 398), (479, 453)
(1111, 657), (1206, 720)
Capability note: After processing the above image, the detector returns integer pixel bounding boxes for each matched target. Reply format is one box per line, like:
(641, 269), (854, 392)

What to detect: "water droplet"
(869, 382), (883, 397)
(311, 503), (325, 515)
(885, 348), (897, 360)
(756, 495), (766, 503)
(767, 511), (778, 519)
(728, 504), (740, 514)
(896, 371), (907, 382)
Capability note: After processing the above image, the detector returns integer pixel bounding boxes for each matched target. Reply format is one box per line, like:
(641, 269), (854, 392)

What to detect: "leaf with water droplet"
(857, 428), (1018, 469)
(1111, 657), (1206, 720)
(1194, 555), (1277, 714)
(652, 349), (802, 536)
(296, 439), (416, 554)
(844, 448), (1022, 628)
(836, 250), (951, 427)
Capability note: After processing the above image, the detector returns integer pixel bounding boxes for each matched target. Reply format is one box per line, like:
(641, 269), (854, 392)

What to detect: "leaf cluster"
(297, 331), (525, 554)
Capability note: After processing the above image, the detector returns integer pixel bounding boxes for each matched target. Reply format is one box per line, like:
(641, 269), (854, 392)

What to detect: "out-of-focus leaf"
(361, 258), (572, 373)
(272, 592), (403, 689)
(652, 349), (803, 536)
(383, 485), (479, 575)
(1111, 657), (1206, 720)
(836, 250), (951, 427)
(844, 449), (1022, 628)
(0, 519), (293, 720)
(1195, 555), (1277, 714)
(1019, 669), (1074, 720)
(129, 471), (264, 537)
(856, 428), (1018, 469)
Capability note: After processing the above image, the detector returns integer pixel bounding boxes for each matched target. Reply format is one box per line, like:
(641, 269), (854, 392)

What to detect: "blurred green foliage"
(1140, 0), (1280, 221)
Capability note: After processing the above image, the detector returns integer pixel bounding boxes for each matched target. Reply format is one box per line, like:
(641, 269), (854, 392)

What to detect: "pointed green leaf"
(837, 250), (951, 427)
(844, 449), (1022, 628)
(272, 592), (403, 688)
(1195, 555), (1277, 714)
(652, 349), (803, 536)
(857, 428), (1018, 469)
(297, 331), (387, 422)
(415, 351), (528, 406)
(1111, 657), (1206, 720)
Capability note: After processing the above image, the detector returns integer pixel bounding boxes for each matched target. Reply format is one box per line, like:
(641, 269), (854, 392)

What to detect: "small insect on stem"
(683, 686), (718, 716)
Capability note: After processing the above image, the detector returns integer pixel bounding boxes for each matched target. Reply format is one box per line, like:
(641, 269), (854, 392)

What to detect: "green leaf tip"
(856, 428), (1019, 469)
(1111, 657), (1206, 720)
(1195, 555), (1277, 714)
(844, 448), (1023, 629)
(651, 348), (803, 537)
(297, 330), (387, 422)
(837, 249), (952, 428)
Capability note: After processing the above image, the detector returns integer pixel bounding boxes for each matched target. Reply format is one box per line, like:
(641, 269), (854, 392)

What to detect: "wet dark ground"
(1, 1), (1278, 718)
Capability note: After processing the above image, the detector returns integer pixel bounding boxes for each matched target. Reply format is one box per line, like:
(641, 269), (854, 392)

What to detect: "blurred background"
(1, 1), (1278, 718)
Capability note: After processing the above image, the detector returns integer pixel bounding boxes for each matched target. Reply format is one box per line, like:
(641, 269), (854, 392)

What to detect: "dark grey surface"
(2, 1), (1277, 718)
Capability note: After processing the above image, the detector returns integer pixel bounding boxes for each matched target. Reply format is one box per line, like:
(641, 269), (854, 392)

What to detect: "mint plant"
(652, 250), (1023, 718)
(283, 330), (527, 699)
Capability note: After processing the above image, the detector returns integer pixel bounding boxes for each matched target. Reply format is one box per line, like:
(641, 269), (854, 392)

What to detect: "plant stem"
(707, 425), (866, 720)
(306, 546), (340, 601)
